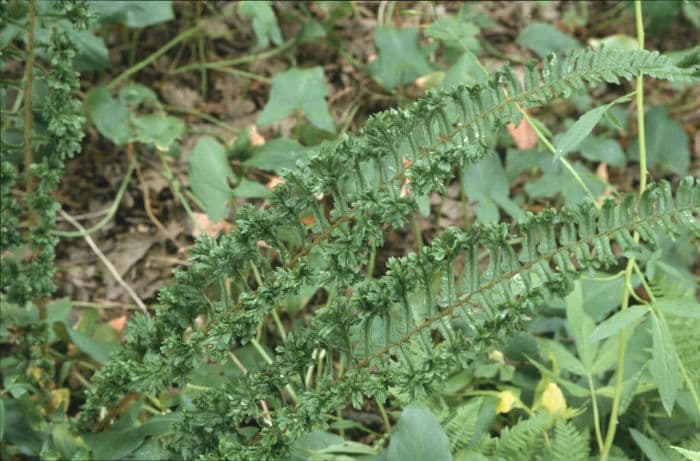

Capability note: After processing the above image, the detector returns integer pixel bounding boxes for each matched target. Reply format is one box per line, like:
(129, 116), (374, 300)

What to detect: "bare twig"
(58, 209), (149, 315)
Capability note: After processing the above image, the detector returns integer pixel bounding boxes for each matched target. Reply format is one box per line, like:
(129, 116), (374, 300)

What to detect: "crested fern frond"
(79, 44), (699, 459)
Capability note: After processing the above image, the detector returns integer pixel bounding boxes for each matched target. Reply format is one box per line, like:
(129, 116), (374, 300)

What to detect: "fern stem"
(601, 5), (648, 460)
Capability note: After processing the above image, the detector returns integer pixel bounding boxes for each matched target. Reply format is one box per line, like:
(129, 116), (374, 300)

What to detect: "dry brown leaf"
(596, 163), (609, 183)
(266, 176), (284, 190)
(507, 117), (537, 149)
(249, 126), (266, 146)
(108, 315), (128, 333)
(300, 215), (315, 226)
(192, 212), (233, 238)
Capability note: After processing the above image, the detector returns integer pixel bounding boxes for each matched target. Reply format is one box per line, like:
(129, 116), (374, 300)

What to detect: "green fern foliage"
(79, 45), (699, 460)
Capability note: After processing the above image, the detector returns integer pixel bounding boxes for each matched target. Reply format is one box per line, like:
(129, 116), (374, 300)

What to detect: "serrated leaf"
(627, 106), (690, 175)
(238, 0), (282, 49)
(84, 86), (130, 145)
(516, 22), (580, 58)
(443, 52), (489, 89)
(588, 306), (649, 344)
(90, 1), (174, 28)
(258, 67), (334, 132)
(188, 137), (236, 222)
(554, 93), (632, 159)
(650, 312), (682, 415)
(387, 404), (452, 461)
(654, 298), (700, 320)
(368, 27), (432, 90)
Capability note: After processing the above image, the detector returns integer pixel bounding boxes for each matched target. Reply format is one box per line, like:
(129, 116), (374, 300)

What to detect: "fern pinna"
(81, 47), (699, 459)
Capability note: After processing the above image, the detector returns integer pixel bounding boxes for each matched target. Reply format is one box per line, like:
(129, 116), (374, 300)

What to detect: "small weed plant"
(1, 1), (699, 460)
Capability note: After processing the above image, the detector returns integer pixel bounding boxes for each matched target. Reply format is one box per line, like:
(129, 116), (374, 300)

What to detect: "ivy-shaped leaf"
(368, 27), (432, 90)
(462, 155), (523, 223)
(83, 86), (130, 145)
(516, 22), (580, 58)
(258, 67), (334, 132)
(238, 0), (282, 49)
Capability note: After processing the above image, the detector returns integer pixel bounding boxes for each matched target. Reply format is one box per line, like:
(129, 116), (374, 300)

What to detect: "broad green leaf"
(672, 446), (700, 461)
(2, 397), (45, 455)
(62, 324), (119, 364)
(650, 312), (682, 415)
(630, 428), (672, 461)
(442, 52), (488, 89)
(554, 93), (632, 159)
(590, 335), (620, 375)
(368, 27), (432, 90)
(578, 135), (626, 166)
(684, 1), (700, 28)
(84, 86), (130, 145)
(243, 138), (309, 172)
(462, 155), (523, 224)
(238, 0), (282, 49)
(90, 1), (174, 28)
(387, 404), (452, 461)
(84, 413), (178, 461)
(516, 22), (580, 58)
(232, 178), (271, 199)
(537, 338), (587, 376)
(258, 67), (334, 132)
(188, 137), (236, 222)
(524, 161), (605, 206)
(588, 306), (650, 344)
(0, 399), (4, 442)
(627, 106), (690, 175)
(641, 0), (682, 34)
(131, 114), (184, 152)
(425, 14), (480, 53)
(565, 281), (597, 371)
(35, 20), (109, 72)
(118, 83), (158, 106)
(654, 298), (700, 320)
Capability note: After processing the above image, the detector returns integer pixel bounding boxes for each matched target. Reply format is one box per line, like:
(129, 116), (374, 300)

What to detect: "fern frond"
(80, 46), (698, 459)
(489, 411), (552, 460)
(549, 420), (590, 461)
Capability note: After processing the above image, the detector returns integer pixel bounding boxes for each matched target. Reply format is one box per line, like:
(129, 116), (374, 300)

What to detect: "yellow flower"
(540, 382), (567, 414)
(496, 390), (518, 414)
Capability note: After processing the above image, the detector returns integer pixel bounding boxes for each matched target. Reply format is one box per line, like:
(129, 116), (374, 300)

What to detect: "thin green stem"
(53, 156), (136, 238)
(518, 107), (597, 204)
(600, 4), (647, 460)
(108, 25), (201, 90)
(588, 372), (604, 453)
(169, 38), (295, 75)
